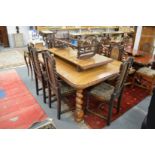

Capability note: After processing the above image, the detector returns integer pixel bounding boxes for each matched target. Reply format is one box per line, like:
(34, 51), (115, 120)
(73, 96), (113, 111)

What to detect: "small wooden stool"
(132, 67), (155, 94)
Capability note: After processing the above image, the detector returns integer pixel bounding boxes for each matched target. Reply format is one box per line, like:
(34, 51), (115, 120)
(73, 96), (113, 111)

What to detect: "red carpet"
(84, 86), (149, 128)
(0, 70), (47, 129)
(67, 86), (149, 129)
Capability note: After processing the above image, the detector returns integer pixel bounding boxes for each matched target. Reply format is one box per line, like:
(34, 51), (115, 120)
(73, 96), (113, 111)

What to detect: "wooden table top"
(110, 40), (122, 44)
(69, 31), (126, 36)
(102, 31), (125, 34)
(30, 40), (44, 44)
(69, 32), (102, 36)
(39, 55), (121, 89)
(54, 57), (121, 89)
(48, 47), (113, 70)
(40, 30), (54, 34)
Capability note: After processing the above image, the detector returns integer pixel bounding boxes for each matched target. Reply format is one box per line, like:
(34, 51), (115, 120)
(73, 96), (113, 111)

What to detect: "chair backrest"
(100, 36), (111, 45)
(109, 44), (125, 61)
(85, 35), (97, 42)
(98, 36), (111, 56)
(114, 57), (134, 96)
(54, 39), (67, 48)
(77, 38), (99, 59)
(27, 43), (34, 65)
(42, 51), (60, 97)
(30, 46), (42, 77)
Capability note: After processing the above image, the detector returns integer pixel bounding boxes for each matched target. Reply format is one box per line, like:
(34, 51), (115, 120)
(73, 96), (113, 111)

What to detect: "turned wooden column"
(75, 89), (84, 122)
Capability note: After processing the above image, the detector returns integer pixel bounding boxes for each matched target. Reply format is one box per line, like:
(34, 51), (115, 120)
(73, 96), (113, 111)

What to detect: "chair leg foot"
(29, 60), (33, 80)
(24, 54), (29, 76)
(107, 96), (115, 126)
(42, 82), (46, 103)
(57, 99), (61, 120)
(35, 76), (39, 95)
(48, 87), (52, 108)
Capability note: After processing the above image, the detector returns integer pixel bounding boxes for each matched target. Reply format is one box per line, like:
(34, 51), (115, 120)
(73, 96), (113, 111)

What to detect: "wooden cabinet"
(13, 33), (24, 47)
(0, 26), (9, 47)
(139, 26), (155, 53)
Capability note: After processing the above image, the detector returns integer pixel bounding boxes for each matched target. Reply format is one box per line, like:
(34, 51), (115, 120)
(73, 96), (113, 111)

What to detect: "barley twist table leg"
(75, 89), (84, 122)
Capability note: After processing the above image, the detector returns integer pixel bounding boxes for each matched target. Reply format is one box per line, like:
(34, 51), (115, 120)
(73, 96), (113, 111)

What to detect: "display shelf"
(36, 26), (119, 31)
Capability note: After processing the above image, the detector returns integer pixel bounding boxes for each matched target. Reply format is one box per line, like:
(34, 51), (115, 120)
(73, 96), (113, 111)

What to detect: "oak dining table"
(48, 47), (113, 71)
(40, 47), (122, 122)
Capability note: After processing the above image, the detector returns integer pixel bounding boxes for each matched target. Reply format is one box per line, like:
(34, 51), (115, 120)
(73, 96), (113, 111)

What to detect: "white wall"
(7, 26), (30, 47)
(133, 26), (142, 53)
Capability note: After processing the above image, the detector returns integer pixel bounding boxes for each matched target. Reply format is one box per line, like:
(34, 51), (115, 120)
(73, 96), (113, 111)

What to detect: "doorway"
(0, 26), (9, 47)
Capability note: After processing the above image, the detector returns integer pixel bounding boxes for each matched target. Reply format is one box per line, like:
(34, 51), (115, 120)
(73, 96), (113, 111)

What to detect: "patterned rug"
(0, 69), (47, 129)
(67, 85), (149, 129)
(0, 48), (26, 69)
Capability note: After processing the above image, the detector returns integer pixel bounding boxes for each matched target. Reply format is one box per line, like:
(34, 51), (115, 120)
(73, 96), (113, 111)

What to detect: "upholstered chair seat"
(90, 82), (114, 101)
(60, 82), (75, 95)
(132, 65), (155, 94)
(136, 67), (155, 78)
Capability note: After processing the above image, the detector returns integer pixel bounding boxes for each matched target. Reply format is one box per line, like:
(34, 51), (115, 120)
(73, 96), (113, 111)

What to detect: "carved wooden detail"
(75, 89), (84, 122)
